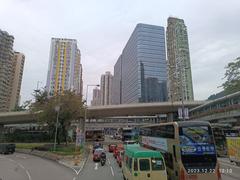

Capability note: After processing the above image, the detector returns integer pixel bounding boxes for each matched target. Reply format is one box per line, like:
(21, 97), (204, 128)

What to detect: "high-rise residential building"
(0, 30), (14, 112)
(100, 71), (113, 105)
(79, 63), (83, 97)
(91, 88), (101, 106)
(46, 38), (83, 96)
(112, 23), (167, 104)
(9, 52), (25, 110)
(111, 55), (122, 105)
(167, 17), (194, 102)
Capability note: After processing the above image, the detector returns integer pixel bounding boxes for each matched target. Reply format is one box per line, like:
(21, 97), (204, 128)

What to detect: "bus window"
(129, 157), (132, 171)
(151, 158), (165, 170)
(163, 153), (173, 170)
(139, 159), (150, 171)
(179, 125), (217, 172)
(134, 158), (138, 171)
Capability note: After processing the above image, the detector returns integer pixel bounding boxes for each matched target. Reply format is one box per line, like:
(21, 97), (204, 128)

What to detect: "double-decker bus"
(139, 121), (221, 180)
(85, 128), (105, 141)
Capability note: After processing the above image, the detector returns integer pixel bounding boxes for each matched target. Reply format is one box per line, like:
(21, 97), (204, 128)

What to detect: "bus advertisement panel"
(179, 126), (216, 156)
(141, 136), (168, 152)
(226, 137), (240, 166)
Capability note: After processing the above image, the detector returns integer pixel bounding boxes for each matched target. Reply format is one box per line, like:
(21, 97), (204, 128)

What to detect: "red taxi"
(113, 144), (124, 158)
(108, 144), (117, 153)
(93, 148), (104, 162)
(116, 150), (124, 167)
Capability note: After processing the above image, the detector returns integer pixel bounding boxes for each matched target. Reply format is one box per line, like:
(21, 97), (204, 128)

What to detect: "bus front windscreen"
(179, 126), (217, 172)
(179, 126), (215, 155)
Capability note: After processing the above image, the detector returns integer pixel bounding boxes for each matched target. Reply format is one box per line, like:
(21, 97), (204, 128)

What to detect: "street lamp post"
(54, 105), (60, 151)
(82, 84), (100, 146)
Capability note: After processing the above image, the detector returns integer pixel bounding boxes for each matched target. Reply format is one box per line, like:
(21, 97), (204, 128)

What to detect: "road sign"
(178, 107), (189, 119)
(76, 127), (84, 146)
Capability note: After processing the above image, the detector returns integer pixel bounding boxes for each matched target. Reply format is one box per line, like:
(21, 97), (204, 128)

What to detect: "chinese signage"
(180, 144), (215, 155)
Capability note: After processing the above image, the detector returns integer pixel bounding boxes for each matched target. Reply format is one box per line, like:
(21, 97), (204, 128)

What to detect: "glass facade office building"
(119, 23), (167, 104)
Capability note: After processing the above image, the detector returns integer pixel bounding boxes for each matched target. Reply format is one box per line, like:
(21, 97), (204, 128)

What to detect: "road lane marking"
(3, 157), (32, 180)
(220, 162), (240, 169)
(110, 166), (114, 176)
(17, 163), (25, 169)
(108, 158), (111, 165)
(94, 163), (98, 170)
(15, 155), (27, 159)
(26, 170), (32, 180)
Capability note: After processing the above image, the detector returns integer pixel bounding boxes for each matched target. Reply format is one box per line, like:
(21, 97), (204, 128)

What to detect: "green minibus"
(122, 144), (167, 180)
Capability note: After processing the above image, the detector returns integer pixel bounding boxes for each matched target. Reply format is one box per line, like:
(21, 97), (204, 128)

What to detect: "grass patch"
(16, 143), (47, 149)
(50, 145), (83, 156)
(15, 143), (83, 156)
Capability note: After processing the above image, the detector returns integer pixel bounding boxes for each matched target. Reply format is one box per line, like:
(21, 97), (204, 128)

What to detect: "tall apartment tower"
(100, 71), (113, 105)
(9, 52), (25, 110)
(112, 24), (167, 104)
(167, 17), (194, 101)
(46, 38), (83, 96)
(91, 88), (101, 106)
(0, 30), (14, 112)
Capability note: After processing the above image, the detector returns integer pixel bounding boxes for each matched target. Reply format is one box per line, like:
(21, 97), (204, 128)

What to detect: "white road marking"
(220, 162), (240, 169)
(17, 163), (25, 169)
(3, 157), (32, 180)
(110, 166), (114, 176)
(108, 158), (111, 165)
(15, 155), (27, 159)
(94, 163), (98, 170)
(8, 158), (15, 162)
(26, 170), (32, 180)
(73, 177), (76, 180)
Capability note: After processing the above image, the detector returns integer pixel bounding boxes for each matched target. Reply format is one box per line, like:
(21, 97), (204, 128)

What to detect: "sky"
(0, 0), (240, 104)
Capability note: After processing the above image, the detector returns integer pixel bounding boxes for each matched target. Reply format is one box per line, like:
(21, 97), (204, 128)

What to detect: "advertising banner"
(141, 136), (168, 151)
(180, 144), (216, 155)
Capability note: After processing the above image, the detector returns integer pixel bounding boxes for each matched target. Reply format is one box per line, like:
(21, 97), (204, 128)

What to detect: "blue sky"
(0, 0), (240, 103)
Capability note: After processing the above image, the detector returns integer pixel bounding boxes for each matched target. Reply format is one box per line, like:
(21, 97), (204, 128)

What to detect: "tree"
(30, 90), (85, 145)
(222, 57), (240, 95)
(14, 100), (32, 111)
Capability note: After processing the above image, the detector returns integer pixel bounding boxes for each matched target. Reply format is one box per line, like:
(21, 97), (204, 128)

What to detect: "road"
(77, 150), (123, 180)
(219, 158), (240, 180)
(0, 149), (239, 180)
(0, 153), (75, 180)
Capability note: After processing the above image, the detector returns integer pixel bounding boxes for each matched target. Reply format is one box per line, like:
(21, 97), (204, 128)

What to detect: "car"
(113, 144), (124, 158)
(92, 142), (103, 153)
(108, 144), (117, 153)
(116, 150), (124, 167)
(114, 133), (122, 140)
(93, 148), (105, 162)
